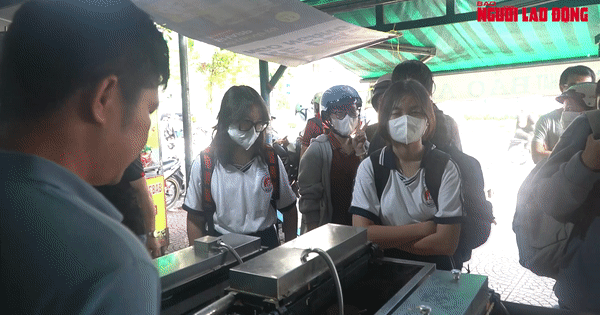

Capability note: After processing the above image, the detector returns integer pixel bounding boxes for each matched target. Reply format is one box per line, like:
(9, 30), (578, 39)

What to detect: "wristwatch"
(147, 230), (161, 238)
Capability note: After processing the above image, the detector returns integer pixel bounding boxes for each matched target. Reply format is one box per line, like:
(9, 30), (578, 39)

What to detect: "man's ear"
(90, 75), (119, 124)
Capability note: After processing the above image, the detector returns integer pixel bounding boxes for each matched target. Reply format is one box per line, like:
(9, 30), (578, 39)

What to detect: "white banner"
(133, 0), (396, 66)
(434, 60), (600, 101)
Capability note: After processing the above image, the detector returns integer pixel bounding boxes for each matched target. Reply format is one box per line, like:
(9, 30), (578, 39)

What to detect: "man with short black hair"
(531, 65), (595, 163)
(0, 1), (169, 313)
(389, 60), (462, 152)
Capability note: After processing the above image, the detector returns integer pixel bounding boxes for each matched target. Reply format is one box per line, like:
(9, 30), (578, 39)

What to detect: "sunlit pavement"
(163, 119), (559, 308)
(464, 160), (558, 308)
(461, 120), (558, 307)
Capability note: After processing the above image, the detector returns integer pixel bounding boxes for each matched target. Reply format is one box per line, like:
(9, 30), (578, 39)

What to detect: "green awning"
(302, 0), (600, 79)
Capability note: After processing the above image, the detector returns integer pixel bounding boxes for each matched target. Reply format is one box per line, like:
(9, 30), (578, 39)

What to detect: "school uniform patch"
(261, 174), (273, 193)
(423, 189), (436, 207)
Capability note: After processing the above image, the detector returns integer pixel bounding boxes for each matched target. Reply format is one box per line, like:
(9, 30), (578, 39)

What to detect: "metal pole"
(268, 65), (287, 93)
(179, 33), (193, 185)
(259, 60), (272, 143)
(193, 292), (236, 315)
(259, 60), (269, 106)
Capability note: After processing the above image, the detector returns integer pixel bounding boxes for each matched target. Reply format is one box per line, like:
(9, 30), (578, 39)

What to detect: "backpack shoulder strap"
(369, 148), (389, 201)
(264, 145), (280, 207)
(584, 109), (600, 139)
(313, 117), (324, 133)
(200, 147), (217, 235)
(422, 148), (451, 209)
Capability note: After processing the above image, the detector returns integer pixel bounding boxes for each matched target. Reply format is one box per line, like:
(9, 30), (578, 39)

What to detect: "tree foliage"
(197, 49), (258, 107)
(198, 50), (240, 89)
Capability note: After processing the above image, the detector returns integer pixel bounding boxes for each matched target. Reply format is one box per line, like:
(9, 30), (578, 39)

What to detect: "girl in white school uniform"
(350, 79), (463, 270)
(184, 86), (297, 249)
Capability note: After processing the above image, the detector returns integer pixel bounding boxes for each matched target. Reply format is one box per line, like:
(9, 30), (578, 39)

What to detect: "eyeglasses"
(330, 109), (359, 120)
(238, 119), (269, 132)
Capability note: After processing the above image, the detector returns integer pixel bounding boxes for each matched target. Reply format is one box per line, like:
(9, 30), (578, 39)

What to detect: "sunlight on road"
(460, 119), (558, 307)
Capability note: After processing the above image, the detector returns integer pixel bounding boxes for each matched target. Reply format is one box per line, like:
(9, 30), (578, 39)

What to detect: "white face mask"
(388, 115), (427, 144)
(560, 111), (581, 129)
(331, 115), (358, 137)
(228, 124), (259, 150)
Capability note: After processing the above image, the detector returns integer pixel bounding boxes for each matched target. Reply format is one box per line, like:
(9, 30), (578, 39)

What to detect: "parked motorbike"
(163, 157), (185, 209)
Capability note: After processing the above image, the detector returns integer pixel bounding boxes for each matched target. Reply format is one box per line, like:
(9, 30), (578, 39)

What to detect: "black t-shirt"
(96, 157), (146, 236)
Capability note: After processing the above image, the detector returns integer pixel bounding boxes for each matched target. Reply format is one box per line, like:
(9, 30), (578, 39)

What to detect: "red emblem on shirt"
(423, 189), (436, 207)
(262, 174), (273, 193)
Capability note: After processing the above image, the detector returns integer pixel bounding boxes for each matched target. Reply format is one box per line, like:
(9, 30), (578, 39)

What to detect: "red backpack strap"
(200, 147), (216, 235)
(264, 145), (280, 204)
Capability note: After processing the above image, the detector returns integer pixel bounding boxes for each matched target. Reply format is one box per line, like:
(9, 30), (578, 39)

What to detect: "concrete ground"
(163, 119), (559, 308)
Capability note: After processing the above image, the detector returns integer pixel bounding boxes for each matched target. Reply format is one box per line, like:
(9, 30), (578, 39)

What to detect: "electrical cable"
(301, 248), (344, 315)
(217, 240), (243, 265)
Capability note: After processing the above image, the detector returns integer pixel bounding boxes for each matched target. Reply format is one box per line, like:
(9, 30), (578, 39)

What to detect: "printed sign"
(146, 175), (167, 232)
(142, 111), (161, 169)
(132, 0), (396, 66)
(144, 111), (167, 240)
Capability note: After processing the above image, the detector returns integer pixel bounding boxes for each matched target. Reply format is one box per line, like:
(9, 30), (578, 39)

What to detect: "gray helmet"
(556, 82), (597, 109)
(320, 85), (362, 115)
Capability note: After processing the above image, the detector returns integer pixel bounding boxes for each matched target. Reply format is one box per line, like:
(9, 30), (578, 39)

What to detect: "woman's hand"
(581, 134), (600, 171)
(352, 122), (368, 156)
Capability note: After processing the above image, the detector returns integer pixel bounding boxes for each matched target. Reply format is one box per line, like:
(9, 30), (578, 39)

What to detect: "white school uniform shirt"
(183, 154), (297, 235)
(350, 146), (463, 226)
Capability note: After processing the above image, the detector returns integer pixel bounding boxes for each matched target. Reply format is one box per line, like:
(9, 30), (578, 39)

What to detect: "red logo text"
(477, 6), (588, 22)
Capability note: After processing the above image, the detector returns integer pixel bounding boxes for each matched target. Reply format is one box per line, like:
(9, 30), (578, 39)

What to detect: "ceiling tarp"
(2, 0), (597, 78)
(301, 0), (600, 80)
(131, 0), (396, 67)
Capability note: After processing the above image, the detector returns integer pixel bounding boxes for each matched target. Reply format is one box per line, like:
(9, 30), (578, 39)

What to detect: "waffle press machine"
(164, 224), (491, 315)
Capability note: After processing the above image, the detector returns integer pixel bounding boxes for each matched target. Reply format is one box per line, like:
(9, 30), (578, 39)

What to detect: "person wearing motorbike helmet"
(298, 85), (368, 233)
(300, 92), (325, 158)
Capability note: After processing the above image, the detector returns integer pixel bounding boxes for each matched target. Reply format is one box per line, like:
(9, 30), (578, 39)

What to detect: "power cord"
(301, 248), (344, 315)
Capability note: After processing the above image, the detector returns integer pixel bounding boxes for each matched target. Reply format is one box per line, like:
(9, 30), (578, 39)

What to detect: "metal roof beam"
(420, 55), (434, 64)
(594, 34), (600, 57)
(368, 43), (436, 56)
(314, 0), (409, 15)
(367, 0), (597, 32)
(369, 11), (476, 32)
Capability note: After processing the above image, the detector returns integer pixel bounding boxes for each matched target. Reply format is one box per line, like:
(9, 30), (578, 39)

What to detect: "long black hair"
(211, 85), (271, 166)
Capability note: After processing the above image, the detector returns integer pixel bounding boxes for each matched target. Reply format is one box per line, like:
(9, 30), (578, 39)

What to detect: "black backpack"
(370, 145), (494, 263)
(513, 110), (600, 279)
